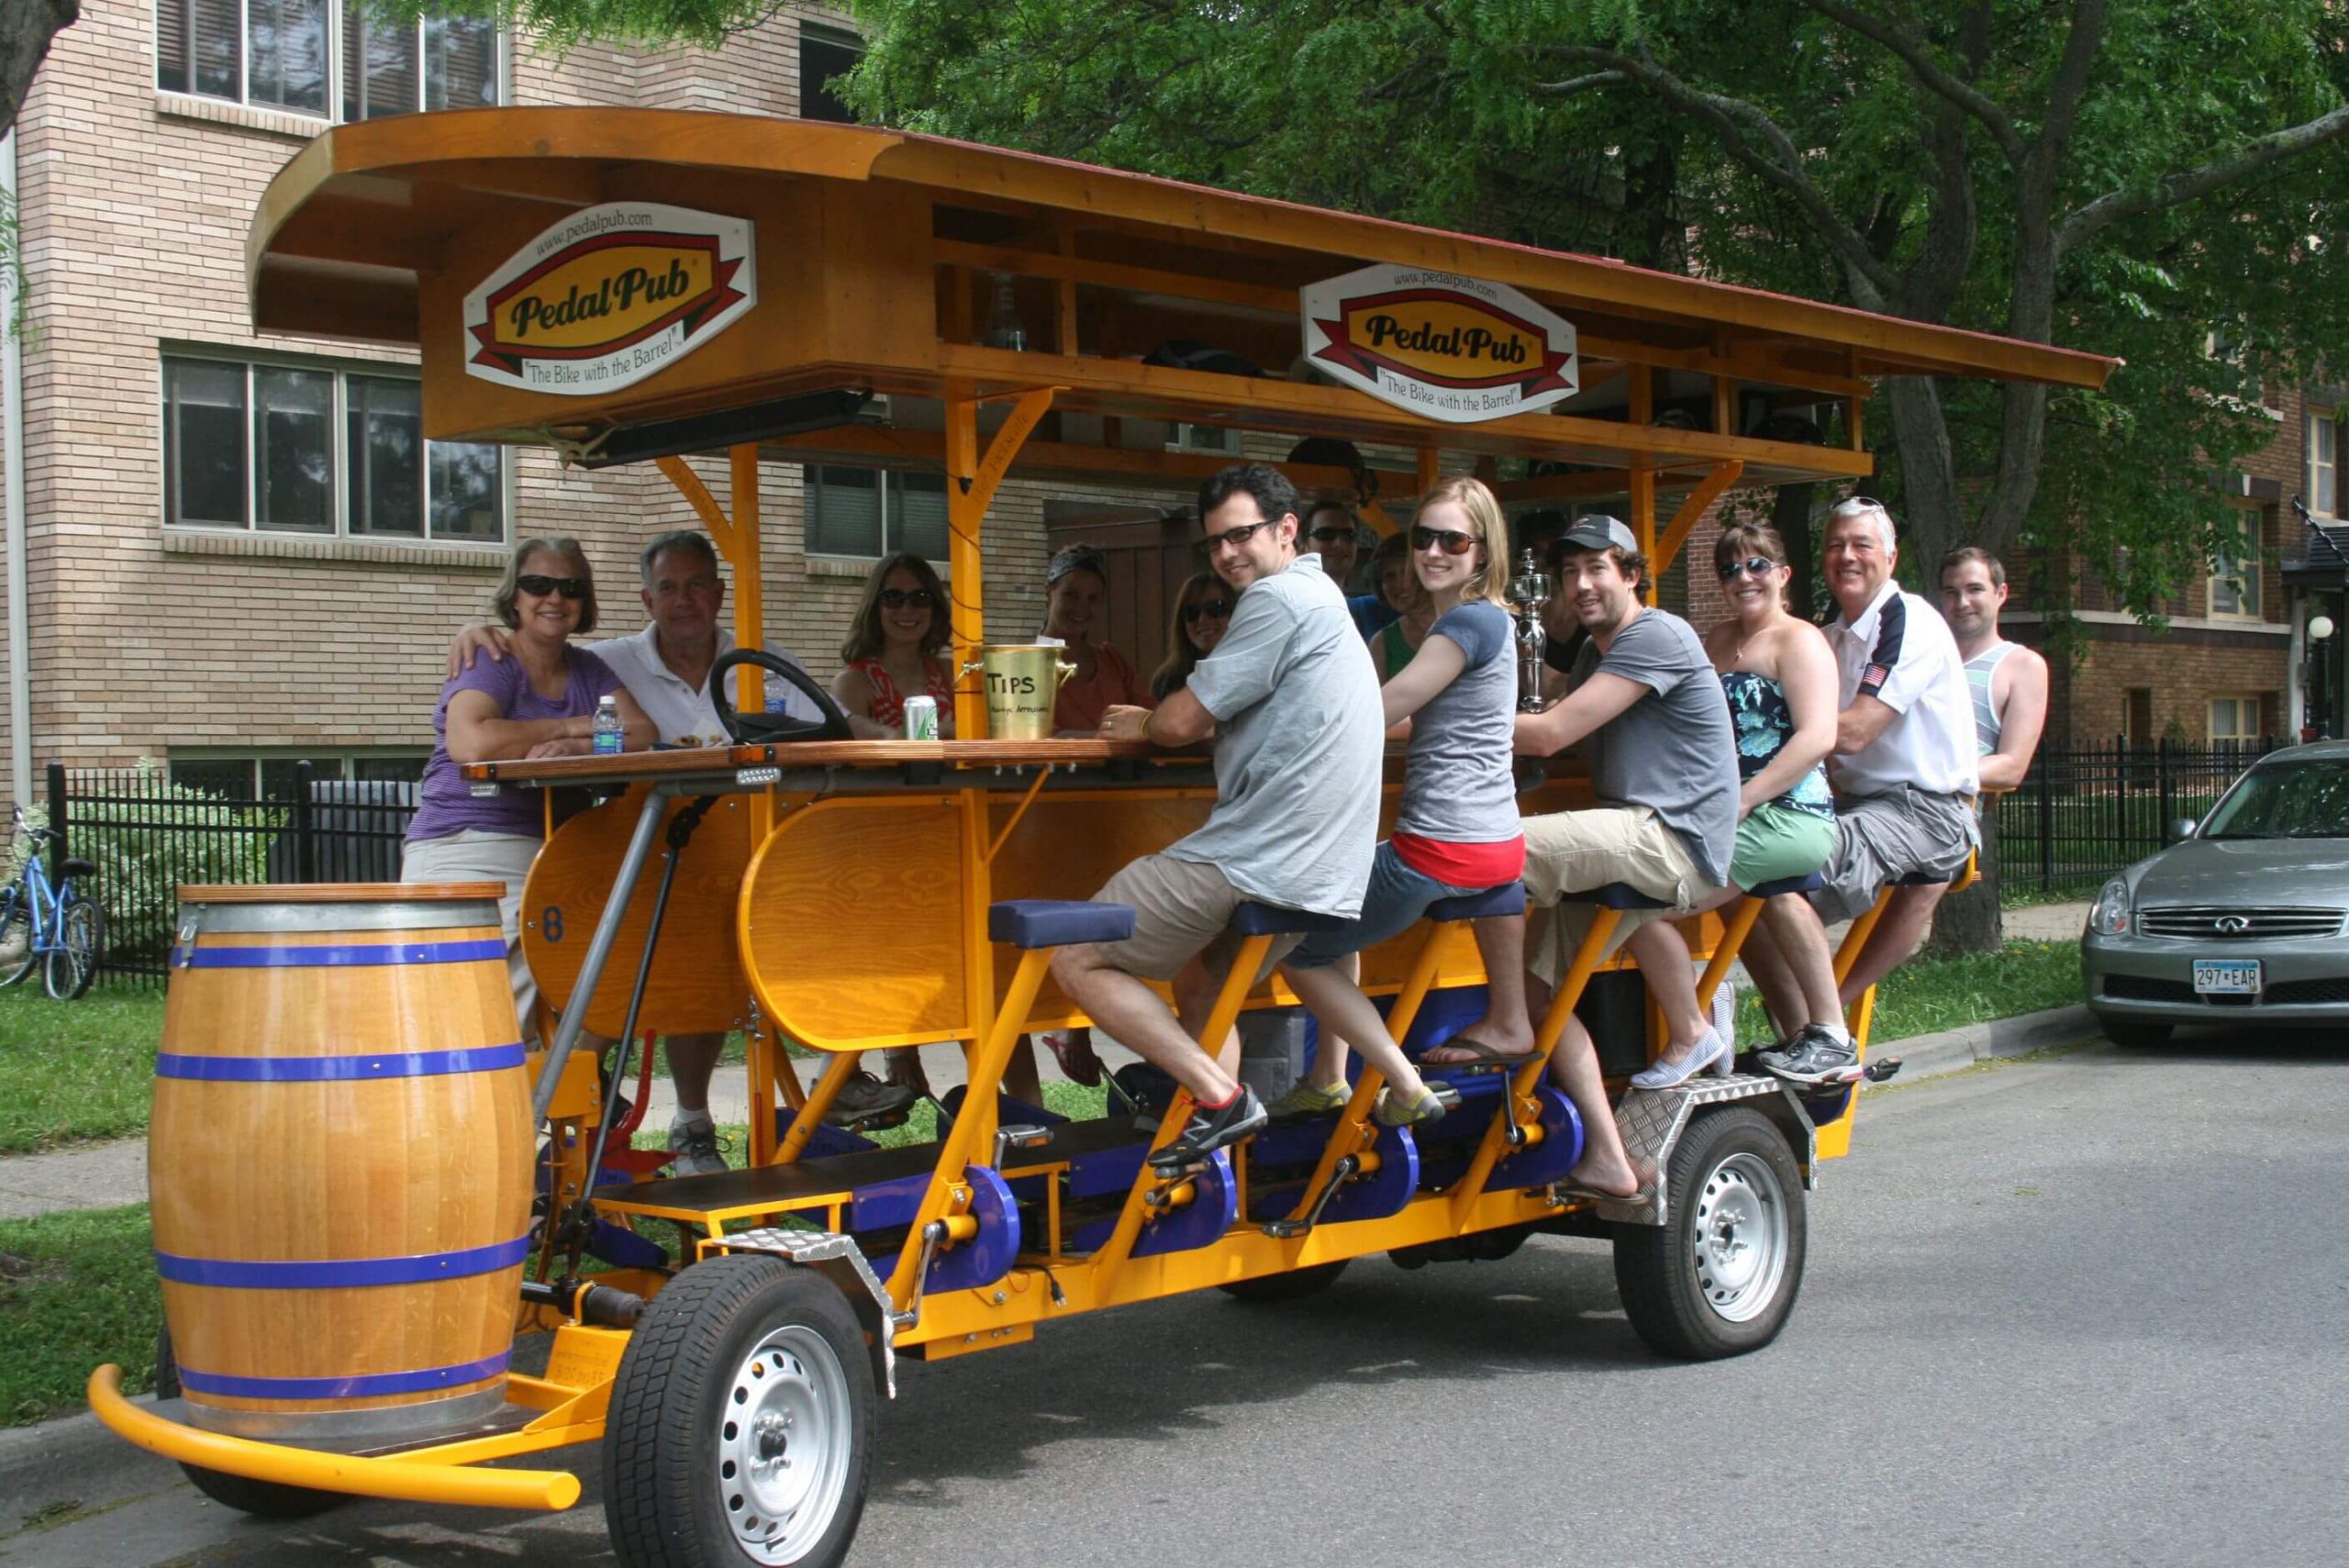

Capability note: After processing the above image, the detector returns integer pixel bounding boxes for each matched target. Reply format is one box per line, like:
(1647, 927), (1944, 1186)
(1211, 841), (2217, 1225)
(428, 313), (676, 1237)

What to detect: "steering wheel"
(707, 649), (855, 744)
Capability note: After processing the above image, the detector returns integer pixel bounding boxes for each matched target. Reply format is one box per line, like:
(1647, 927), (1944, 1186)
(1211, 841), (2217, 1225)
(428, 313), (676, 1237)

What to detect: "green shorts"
(1730, 802), (1835, 891)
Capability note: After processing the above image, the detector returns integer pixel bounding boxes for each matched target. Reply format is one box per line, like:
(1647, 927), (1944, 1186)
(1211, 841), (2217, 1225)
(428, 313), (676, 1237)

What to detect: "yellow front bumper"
(86, 1366), (582, 1512)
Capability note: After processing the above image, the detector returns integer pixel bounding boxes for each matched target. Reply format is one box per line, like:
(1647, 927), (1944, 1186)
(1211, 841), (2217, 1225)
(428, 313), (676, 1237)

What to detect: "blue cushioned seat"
(1424, 883), (1529, 923)
(988, 899), (1136, 950)
(1747, 871), (1826, 898)
(1230, 901), (1353, 937)
(1581, 883), (1671, 910)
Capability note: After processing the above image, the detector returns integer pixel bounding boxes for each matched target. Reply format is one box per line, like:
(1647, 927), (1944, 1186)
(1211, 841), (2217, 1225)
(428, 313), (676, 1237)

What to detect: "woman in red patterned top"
(831, 551), (957, 739)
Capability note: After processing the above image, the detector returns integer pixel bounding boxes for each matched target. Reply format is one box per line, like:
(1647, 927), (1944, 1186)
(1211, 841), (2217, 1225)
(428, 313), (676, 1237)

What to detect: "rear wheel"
(1612, 1106), (1806, 1360)
(0, 891), (34, 986)
(151, 1325), (345, 1518)
(1217, 1260), (1349, 1303)
(43, 894), (102, 1000)
(2097, 1015), (2172, 1049)
(604, 1254), (874, 1568)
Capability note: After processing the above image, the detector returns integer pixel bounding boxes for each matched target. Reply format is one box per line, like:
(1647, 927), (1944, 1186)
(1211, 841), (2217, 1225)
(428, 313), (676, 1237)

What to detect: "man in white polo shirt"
(1744, 496), (1979, 1083)
(446, 529), (910, 1167)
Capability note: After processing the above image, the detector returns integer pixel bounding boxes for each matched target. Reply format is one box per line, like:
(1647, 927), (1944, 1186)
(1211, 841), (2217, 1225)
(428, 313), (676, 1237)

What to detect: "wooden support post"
(1628, 369), (1656, 559)
(1653, 461), (1745, 580)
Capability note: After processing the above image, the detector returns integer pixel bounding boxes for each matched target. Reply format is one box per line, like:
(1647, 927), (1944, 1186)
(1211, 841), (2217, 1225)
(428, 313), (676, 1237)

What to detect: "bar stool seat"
(1579, 882), (1672, 910)
(1230, 901), (1353, 937)
(987, 900), (1137, 950)
(1747, 871), (1826, 898)
(1424, 883), (1528, 923)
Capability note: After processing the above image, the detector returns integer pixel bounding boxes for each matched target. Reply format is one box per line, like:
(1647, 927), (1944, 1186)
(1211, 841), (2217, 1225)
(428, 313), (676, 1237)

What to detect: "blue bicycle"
(0, 804), (104, 999)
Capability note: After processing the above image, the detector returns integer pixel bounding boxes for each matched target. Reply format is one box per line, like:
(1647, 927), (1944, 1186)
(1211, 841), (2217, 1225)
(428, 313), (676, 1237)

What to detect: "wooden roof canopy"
(248, 108), (2117, 500)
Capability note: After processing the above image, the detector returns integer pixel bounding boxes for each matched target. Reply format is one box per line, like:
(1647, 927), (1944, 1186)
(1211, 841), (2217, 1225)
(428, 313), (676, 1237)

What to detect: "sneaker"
(1149, 1085), (1267, 1173)
(827, 1069), (918, 1128)
(666, 1115), (729, 1177)
(1039, 1028), (1105, 1088)
(1266, 1081), (1350, 1118)
(1372, 1084), (1451, 1129)
(1754, 1025), (1858, 1084)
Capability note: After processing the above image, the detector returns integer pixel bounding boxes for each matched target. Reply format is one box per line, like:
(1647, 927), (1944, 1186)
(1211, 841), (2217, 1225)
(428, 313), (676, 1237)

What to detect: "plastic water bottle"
(592, 695), (624, 756)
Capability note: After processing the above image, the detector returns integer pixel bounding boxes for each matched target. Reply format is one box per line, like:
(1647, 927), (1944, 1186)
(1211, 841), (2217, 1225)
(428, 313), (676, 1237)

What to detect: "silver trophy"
(1508, 548), (1550, 712)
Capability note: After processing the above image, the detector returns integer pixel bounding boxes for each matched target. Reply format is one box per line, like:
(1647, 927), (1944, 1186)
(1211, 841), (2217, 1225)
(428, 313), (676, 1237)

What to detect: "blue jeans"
(1284, 841), (1488, 971)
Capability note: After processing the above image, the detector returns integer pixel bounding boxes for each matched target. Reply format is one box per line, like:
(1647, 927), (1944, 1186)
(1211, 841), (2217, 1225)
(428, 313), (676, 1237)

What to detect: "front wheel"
(44, 894), (103, 1000)
(151, 1325), (345, 1518)
(1217, 1260), (1349, 1303)
(604, 1254), (874, 1568)
(2096, 1014), (2172, 1049)
(0, 891), (34, 986)
(1612, 1106), (1806, 1360)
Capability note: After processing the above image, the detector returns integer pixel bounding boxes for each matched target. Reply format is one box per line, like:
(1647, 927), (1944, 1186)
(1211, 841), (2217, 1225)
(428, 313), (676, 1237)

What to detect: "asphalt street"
(5, 1029), (2343, 1568)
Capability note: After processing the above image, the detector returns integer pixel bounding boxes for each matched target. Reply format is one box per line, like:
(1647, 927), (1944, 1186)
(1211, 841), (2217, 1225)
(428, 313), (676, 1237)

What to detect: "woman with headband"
(1041, 544), (1153, 733)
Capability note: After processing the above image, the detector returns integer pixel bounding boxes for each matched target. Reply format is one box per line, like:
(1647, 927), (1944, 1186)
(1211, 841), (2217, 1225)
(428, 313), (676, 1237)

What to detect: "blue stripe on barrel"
(153, 1236), (530, 1288)
(154, 1043), (528, 1082)
(170, 1351), (512, 1400)
(168, 939), (507, 970)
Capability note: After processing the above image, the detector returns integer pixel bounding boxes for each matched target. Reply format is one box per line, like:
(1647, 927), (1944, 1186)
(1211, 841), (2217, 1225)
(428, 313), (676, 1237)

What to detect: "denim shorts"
(1284, 840), (1490, 971)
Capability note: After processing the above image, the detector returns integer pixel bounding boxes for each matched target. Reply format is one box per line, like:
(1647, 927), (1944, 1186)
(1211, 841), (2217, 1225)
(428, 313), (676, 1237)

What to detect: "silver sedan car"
(2083, 740), (2349, 1045)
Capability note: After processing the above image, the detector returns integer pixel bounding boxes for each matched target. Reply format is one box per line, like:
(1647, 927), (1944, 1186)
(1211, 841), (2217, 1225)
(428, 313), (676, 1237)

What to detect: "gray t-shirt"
(1397, 599), (1521, 846)
(1171, 553), (1385, 916)
(1570, 606), (1739, 886)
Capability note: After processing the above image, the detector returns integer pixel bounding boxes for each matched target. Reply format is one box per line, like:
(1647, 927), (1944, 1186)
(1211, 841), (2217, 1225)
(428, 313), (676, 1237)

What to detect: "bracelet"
(1139, 707), (1159, 747)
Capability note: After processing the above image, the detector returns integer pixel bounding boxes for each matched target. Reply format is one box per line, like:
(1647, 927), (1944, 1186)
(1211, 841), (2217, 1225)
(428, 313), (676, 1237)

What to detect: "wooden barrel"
(150, 884), (533, 1444)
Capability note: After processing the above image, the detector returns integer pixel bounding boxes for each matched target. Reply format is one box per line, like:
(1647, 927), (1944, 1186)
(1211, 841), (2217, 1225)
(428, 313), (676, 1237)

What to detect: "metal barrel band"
(169, 1351), (512, 1401)
(168, 939), (508, 970)
(153, 1043), (529, 1082)
(153, 1236), (531, 1288)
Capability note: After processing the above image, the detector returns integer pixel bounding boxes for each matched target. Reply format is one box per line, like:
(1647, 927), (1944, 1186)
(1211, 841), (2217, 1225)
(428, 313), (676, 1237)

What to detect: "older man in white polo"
(1744, 497), (1979, 1083)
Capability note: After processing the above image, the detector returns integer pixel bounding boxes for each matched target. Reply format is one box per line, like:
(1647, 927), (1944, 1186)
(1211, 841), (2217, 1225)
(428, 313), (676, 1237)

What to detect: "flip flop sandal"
(1417, 1032), (1538, 1068)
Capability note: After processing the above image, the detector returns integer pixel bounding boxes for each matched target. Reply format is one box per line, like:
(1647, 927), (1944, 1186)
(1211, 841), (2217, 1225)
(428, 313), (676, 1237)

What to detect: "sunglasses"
(515, 573), (588, 600)
(1308, 526), (1355, 544)
(877, 587), (937, 610)
(1201, 519), (1277, 554)
(1716, 555), (1782, 580)
(1830, 495), (1887, 515)
(1411, 525), (1483, 557)
(1181, 598), (1232, 625)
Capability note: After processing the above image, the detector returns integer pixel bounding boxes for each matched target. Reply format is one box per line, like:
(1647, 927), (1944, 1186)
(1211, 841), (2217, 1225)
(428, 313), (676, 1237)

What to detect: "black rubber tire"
(44, 895), (103, 1000)
(603, 1254), (874, 1568)
(150, 1324), (346, 1518)
(1217, 1260), (1349, 1303)
(0, 892), (35, 986)
(1612, 1106), (1807, 1361)
(2097, 1015), (2173, 1049)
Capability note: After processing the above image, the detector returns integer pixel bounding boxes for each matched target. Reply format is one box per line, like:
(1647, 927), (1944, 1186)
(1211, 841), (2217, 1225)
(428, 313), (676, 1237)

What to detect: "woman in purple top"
(404, 537), (653, 1034)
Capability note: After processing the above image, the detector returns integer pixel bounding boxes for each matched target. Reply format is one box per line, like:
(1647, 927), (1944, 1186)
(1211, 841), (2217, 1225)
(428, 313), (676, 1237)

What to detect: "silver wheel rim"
(717, 1325), (852, 1564)
(1689, 1150), (1787, 1323)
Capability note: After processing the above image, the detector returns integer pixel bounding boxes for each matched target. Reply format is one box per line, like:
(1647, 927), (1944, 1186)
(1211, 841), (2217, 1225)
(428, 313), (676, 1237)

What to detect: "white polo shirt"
(592, 623), (824, 749)
(1825, 581), (1978, 799)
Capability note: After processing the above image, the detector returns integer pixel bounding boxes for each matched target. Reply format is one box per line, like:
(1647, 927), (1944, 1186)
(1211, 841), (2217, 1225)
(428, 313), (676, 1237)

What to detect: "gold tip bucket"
(980, 644), (1076, 740)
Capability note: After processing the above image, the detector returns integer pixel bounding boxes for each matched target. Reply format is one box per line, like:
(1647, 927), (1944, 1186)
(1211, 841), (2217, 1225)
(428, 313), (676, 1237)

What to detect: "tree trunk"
(1773, 482), (1820, 619)
(1927, 804), (2004, 955)
(0, 0), (78, 140)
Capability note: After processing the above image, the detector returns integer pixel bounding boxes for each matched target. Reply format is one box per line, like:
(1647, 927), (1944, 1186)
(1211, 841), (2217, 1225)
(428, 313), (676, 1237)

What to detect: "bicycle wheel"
(44, 893), (103, 1000)
(0, 888), (34, 987)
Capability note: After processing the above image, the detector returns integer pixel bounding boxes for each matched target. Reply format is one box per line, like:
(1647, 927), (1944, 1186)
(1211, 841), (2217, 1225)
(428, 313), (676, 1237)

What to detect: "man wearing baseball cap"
(1427, 515), (1739, 1200)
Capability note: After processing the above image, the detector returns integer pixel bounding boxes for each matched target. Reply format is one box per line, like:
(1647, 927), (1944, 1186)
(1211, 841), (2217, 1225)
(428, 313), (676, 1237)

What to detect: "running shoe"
(826, 1069), (918, 1127)
(1149, 1086), (1267, 1173)
(1754, 1026), (1858, 1084)
(1266, 1081), (1351, 1118)
(666, 1114), (729, 1177)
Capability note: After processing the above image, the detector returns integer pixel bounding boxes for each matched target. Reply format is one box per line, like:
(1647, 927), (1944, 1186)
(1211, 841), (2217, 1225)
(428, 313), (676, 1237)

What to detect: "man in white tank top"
(1939, 547), (2049, 790)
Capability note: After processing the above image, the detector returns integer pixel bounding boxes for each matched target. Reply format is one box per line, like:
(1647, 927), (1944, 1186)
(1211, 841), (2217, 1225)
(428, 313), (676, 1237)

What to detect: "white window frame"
(2208, 506), (2263, 620)
(801, 463), (952, 567)
(797, 20), (865, 124)
(2308, 405), (2339, 519)
(2208, 695), (2263, 744)
(1169, 423), (1238, 454)
(153, 1), (507, 122)
(167, 750), (431, 800)
(160, 350), (511, 546)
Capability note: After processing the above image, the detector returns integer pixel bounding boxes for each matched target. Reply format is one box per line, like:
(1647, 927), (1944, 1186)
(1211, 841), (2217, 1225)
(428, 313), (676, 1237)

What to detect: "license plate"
(2192, 959), (2262, 995)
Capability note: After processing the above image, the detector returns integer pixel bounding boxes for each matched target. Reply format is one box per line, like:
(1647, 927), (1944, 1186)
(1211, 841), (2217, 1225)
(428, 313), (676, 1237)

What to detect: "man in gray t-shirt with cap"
(1431, 516), (1738, 1201)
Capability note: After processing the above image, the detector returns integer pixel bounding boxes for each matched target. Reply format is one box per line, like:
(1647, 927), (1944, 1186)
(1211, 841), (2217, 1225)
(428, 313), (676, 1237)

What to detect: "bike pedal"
(1427, 1082), (1463, 1111)
(1862, 1056), (1903, 1083)
(1262, 1218), (1308, 1240)
(1147, 1152), (1207, 1181)
(839, 1106), (912, 1133)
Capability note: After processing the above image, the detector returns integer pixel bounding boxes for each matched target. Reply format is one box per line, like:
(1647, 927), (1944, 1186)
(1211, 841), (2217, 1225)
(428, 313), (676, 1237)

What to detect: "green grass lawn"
(1734, 938), (2081, 1046)
(0, 1204), (158, 1426)
(0, 986), (165, 1154)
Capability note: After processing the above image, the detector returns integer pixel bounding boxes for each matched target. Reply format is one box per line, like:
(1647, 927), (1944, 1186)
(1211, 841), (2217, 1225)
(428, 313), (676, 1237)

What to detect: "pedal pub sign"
(1301, 264), (1578, 423)
(462, 202), (756, 395)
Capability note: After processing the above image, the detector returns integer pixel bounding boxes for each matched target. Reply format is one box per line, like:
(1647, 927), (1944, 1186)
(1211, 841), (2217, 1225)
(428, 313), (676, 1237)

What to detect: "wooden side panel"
(521, 788), (759, 1037)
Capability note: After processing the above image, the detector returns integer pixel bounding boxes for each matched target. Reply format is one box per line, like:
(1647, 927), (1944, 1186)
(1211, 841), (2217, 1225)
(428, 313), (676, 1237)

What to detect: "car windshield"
(2198, 759), (2349, 839)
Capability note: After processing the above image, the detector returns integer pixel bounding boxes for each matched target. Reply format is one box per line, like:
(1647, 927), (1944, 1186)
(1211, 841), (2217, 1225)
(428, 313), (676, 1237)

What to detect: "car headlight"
(2089, 876), (2132, 937)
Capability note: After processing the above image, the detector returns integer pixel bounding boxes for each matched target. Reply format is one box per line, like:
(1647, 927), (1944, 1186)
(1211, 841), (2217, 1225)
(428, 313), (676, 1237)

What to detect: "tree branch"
(2058, 98), (2349, 251)
(1530, 71), (1625, 97)
(1801, 0), (2023, 163)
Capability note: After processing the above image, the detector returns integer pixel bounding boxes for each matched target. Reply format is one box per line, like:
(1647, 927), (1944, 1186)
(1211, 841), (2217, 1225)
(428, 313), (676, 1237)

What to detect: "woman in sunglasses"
(1267, 476), (1526, 1125)
(1041, 545), (1153, 733)
(832, 551), (958, 740)
(1367, 528), (1435, 679)
(405, 537), (653, 1034)
(1149, 571), (1233, 700)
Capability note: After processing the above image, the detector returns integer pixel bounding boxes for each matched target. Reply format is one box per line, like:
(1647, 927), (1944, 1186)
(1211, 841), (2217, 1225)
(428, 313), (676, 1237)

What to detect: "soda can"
(902, 695), (940, 741)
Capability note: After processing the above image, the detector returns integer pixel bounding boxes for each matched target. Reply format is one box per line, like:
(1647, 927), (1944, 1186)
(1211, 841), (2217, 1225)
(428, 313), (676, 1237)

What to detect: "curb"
(0, 1400), (178, 1520)
(1872, 1003), (2099, 1084)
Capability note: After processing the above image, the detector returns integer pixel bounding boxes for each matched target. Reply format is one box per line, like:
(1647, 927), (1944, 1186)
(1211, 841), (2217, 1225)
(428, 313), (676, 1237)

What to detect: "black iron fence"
(1992, 737), (2279, 896)
(41, 760), (417, 987)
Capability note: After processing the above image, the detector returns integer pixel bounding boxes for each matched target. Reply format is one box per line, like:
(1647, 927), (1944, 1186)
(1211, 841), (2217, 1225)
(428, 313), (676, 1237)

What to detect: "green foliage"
(0, 985), (163, 1153)
(366, 0), (790, 52)
(0, 1205), (160, 1427)
(60, 760), (278, 969)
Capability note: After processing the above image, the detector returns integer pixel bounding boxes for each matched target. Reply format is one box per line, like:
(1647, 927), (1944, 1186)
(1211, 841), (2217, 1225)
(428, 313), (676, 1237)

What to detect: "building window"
(1170, 424), (1238, 454)
(2124, 688), (2153, 747)
(804, 465), (948, 561)
(2209, 695), (2265, 745)
(2209, 508), (2262, 618)
(163, 355), (507, 543)
(2309, 406), (2339, 517)
(169, 752), (429, 800)
(799, 22), (863, 123)
(157, 1), (500, 120)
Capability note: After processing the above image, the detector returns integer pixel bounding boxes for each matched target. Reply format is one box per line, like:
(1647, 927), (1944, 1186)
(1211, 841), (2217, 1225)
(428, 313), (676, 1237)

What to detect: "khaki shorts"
(402, 828), (543, 1031)
(1088, 853), (1304, 983)
(1520, 806), (1721, 984)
